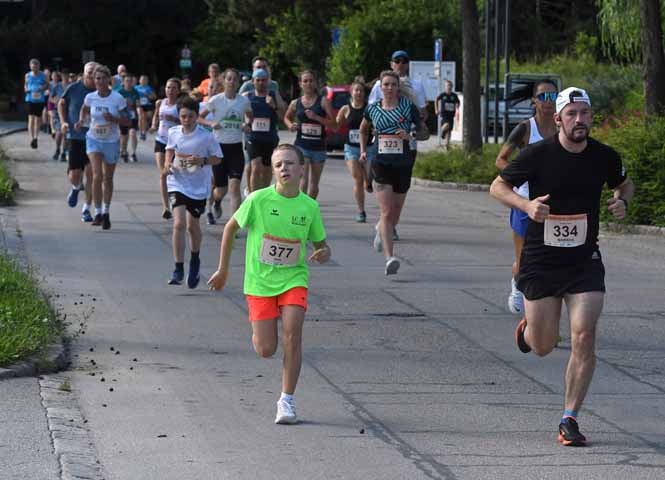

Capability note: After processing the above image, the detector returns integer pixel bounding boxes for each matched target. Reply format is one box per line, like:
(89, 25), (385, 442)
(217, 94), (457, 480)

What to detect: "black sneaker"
(168, 269), (184, 285)
(91, 213), (103, 226)
(187, 257), (200, 289)
(30, 138), (37, 149)
(206, 212), (216, 225)
(558, 417), (587, 447)
(122, 152), (129, 163)
(60, 151), (67, 162)
(515, 318), (531, 353)
(101, 213), (111, 230)
(52, 150), (60, 161)
(162, 209), (172, 220)
(131, 154), (138, 163)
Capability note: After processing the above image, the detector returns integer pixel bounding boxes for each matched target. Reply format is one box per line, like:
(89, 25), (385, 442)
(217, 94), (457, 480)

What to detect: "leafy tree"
(597, 0), (665, 115)
(326, 0), (462, 85)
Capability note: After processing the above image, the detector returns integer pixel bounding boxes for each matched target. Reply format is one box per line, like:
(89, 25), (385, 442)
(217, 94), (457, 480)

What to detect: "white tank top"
(515, 116), (544, 198)
(156, 99), (178, 144)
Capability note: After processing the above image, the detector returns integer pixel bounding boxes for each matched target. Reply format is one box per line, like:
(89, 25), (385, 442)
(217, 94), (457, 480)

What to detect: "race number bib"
(140, 97), (149, 106)
(301, 123), (322, 137)
(378, 134), (403, 155)
(252, 117), (271, 132)
(544, 214), (588, 248)
(222, 119), (241, 131)
(93, 124), (111, 139)
(348, 129), (360, 144)
(444, 102), (456, 112)
(175, 153), (199, 173)
(31, 91), (42, 100)
(259, 235), (301, 266)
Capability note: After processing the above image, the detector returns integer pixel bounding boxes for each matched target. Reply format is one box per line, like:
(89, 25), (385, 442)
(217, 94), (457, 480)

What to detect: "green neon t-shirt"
(234, 185), (326, 296)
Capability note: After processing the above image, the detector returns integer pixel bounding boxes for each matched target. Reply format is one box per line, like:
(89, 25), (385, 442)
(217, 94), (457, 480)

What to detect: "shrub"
(593, 116), (665, 227)
(413, 144), (502, 185)
(0, 147), (16, 205)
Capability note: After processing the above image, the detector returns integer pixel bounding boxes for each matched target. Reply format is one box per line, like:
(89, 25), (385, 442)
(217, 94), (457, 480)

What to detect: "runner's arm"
(57, 97), (68, 131)
(359, 117), (371, 160)
(319, 97), (337, 129)
(309, 239), (331, 264)
(24, 74), (29, 93)
(607, 178), (635, 220)
(150, 100), (161, 131)
(275, 91), (287, 118)
(490, 176), (550, 222)
(336, 105), (349, 126)
(164, 148), (175, 172)
(283, 100), (298, 132)
(207, 217), (240, 291)
(495, 121), (527, 170)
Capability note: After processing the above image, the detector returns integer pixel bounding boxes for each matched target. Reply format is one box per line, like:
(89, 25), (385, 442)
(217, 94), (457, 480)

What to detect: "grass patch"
(0, 146), (17, 204)
(0, 254), (62, 367)
(413, 144), (502, 185)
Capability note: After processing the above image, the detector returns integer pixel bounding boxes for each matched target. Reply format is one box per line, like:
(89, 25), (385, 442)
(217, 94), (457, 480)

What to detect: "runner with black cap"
(490, 87), (634, 447)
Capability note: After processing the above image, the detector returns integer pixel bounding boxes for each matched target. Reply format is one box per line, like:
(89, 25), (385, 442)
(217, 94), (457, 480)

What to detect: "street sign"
(179, 59), (192, 69)
(434, 38), (443, 62)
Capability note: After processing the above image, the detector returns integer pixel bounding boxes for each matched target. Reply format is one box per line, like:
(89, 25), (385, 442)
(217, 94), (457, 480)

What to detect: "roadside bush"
(0, 255), (60, 367)
(0, 147), (16, 204)
(593, 116), (665, 227)
(413, 144), (502, 185)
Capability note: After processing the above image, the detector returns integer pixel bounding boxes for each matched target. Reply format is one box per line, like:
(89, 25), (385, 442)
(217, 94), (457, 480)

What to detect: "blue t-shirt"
(61, 81), (95, 141)
(135, 84), (155, 107)
(25, 72), (47, 103)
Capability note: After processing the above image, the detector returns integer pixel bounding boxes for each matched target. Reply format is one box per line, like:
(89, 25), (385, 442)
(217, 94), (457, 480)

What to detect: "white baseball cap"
(556, 87), (591, 114)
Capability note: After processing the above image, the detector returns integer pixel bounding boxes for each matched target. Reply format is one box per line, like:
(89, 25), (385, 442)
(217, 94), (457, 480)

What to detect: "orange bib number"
(259, 235), (301, 266)
(544, 214), (588, 248)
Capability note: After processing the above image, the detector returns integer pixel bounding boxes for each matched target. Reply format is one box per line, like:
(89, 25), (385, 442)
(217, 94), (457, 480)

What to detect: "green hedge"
(413, 144), (501, 186)
(593, 116), (665, 227)
(0, 147), (16, 204)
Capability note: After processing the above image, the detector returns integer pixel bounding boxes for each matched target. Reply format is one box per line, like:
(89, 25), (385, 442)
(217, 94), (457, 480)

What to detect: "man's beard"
(562, 123), (589, 143)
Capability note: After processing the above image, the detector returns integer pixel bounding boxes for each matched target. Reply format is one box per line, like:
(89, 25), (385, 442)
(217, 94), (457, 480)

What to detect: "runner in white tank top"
(495, 80), (558, 315)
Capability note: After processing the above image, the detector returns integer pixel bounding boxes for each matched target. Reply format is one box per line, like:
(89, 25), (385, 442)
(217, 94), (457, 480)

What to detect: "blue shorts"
(296, 146), (327, 164)
(344, 143), (377, 162)
(510, 208), (529, 238)
(86, 137), (120, 164)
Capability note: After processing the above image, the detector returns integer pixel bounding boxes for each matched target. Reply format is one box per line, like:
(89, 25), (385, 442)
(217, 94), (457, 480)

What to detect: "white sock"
(71, 185), (79, 192)
(94, 206), (102, 216)
(279, 392), (294, 404)
(81, 202), (90, 213)
(102, 203), (110, 214)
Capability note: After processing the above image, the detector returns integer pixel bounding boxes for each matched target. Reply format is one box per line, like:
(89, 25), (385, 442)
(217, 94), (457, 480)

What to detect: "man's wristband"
(202, 157), (208, 166)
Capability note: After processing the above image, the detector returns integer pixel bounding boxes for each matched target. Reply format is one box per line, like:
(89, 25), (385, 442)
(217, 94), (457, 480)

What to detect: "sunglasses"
(392, 58), (409, 64)
(536, 92), (557, 102)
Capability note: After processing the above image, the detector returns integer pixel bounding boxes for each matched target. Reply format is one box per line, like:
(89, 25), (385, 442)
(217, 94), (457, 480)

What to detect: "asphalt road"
(2, 129), (664, 480)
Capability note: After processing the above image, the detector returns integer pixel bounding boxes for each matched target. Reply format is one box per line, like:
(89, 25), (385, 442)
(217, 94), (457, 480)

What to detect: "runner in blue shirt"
(24, 58), (48, 149)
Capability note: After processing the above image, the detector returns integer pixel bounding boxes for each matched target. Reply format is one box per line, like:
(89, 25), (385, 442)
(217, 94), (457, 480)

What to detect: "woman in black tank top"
(284, 70), (336, 199)
(336, 80), (371, 222)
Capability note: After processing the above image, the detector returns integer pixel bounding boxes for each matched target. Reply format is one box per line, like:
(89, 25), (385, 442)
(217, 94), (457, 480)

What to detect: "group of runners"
(23, 50), (634, 443)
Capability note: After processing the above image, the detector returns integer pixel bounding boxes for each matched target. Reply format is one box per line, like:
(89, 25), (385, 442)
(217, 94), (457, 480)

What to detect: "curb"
(0, 339), (69, 380)
(0, 126), (27, 138)
(40, 374), (105, 480)
(412, 177), (665, 237)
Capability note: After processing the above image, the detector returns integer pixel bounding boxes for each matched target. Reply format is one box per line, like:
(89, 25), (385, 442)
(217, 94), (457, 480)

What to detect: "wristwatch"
(619, 197), (629, 209)
(202, 157), (209, 166)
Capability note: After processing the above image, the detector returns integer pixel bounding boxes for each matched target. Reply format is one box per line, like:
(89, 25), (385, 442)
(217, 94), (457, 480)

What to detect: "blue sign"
(332, 28), (342, 46)
(434, 38), (442, 62)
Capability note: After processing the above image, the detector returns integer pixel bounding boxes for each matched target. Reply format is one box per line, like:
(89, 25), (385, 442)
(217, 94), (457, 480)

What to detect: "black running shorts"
(212, 143), (244, 188)
(246, 140), (277, 167)
(169, 191), (206, 218)
(517, 250), (606, 301)
(371, 161), (414, 194)
(68, 139), (89, 171)
(28, 102), (45, 116)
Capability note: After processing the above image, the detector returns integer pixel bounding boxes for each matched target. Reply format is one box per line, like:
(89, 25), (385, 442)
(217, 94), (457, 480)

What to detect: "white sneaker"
(507, 277), (524, 314)
(385, 256), (400, 275)
(373, 224), (382, 252)
(275, 399), (297, 425)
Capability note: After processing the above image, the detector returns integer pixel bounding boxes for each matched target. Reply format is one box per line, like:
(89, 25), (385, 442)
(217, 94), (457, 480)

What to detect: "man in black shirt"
(489, 87), (634, 447)
(434, 80), (459, 149)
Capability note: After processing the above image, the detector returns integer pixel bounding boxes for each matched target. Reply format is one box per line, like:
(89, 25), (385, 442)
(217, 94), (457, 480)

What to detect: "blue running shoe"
(187, 257), (200, 289)
(81, 209), (93, 223)
(67, 188), (80, 208)
(168, 269), (184, 285)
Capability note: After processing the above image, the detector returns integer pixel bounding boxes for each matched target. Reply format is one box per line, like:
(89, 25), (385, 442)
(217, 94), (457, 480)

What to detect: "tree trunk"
(640, 0), (665, 116)
(461, 0), (482, 151)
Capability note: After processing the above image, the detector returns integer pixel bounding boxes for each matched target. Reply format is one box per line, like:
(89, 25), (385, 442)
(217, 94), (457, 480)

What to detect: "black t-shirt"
(436, 92), (459, 118)
(500, 135), (627, 266)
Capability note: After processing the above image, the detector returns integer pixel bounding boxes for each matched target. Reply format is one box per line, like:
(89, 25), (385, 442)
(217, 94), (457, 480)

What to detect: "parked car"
(324, 85), (351, 150)
(482, 74), (562, 137)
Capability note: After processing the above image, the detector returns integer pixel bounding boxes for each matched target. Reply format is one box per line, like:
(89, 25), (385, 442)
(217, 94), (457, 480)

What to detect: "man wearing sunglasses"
(490, 87), (634, 447)
(495, 80), (559, 315)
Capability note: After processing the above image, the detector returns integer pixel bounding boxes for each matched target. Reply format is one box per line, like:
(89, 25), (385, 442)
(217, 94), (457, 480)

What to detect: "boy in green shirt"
(208, 144), (331, 424)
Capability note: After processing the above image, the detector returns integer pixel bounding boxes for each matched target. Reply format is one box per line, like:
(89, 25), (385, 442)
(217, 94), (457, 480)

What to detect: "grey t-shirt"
(62, 81), (95, 141)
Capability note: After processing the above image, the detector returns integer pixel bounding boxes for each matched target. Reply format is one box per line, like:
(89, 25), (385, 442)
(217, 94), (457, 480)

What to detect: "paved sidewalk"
(1, 129), (664, 480)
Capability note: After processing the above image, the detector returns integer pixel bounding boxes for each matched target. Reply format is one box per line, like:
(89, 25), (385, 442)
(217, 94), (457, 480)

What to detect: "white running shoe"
(385, 256), (400, 275)
(507, 277), (524, 314)
(275, 399), (297, 425)
(373, 224), (382, 252)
